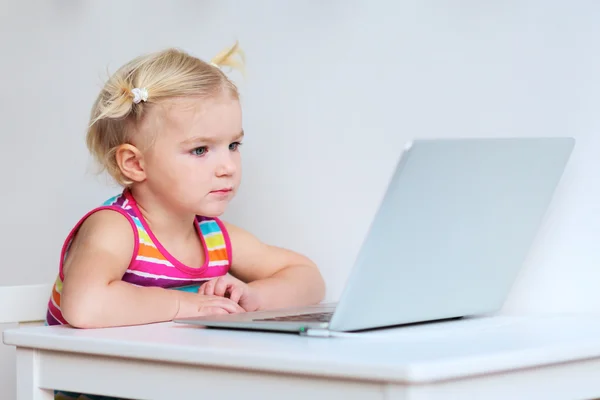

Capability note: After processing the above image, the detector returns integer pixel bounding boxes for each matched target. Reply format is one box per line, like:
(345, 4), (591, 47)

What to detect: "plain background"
(2, 1), (600, 397)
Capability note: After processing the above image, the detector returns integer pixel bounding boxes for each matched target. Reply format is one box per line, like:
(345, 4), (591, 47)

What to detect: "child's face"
(140, 94), (243, 217)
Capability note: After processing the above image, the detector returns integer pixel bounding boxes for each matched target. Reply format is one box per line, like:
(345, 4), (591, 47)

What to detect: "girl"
(46, 42), (326, 332)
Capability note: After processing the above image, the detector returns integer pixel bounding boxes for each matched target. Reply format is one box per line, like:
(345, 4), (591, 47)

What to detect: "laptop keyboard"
(253, 311), (333, 323)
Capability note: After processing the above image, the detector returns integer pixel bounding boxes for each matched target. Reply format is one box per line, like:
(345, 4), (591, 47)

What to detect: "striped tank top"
(46, 189), (232, 326)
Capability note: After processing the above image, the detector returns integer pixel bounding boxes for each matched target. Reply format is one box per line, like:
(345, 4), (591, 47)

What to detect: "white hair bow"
(131, 87), (149, 104)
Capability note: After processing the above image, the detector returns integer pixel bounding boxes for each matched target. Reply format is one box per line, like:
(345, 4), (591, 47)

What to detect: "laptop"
(175, 137), (575, 336)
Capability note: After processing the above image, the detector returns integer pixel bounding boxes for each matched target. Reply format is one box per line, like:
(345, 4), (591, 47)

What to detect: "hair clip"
(131, 87), (149, 104)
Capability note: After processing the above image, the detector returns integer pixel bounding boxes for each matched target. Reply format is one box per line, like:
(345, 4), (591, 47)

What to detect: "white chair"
(0, 283), (53, 326)
(0, 284), (53, 399)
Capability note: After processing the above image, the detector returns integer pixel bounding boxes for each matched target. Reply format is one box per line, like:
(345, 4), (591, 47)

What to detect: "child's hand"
(174, 291), (245, 319)
(199, 274), (261, 312)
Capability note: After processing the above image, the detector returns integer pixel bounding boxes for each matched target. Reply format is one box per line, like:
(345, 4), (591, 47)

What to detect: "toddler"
(47, 41), (325, 400)
(45, 42), (325, 332)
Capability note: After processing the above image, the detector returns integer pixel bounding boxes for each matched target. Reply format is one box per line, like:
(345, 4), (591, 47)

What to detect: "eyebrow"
(181, 130), (244, 146)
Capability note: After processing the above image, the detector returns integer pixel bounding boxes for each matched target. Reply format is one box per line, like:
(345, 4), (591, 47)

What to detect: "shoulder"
(220, 220), (261, 246)
(218, 220), (280, 264)
(62, 207), (137, 277)
(76, 208), (135, 245)
(216, 219), (318, 283)
(71, 189), (138, 249)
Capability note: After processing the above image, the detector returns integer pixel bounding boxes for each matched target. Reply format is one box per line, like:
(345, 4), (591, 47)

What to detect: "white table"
(4, 314), (600, 400)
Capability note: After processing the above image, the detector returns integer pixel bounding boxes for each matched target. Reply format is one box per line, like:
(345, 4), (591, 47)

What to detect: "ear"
(115, 144), (146, 183)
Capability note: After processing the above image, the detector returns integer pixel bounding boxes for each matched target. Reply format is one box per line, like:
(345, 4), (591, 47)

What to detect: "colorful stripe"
(46, 190), (232, 326)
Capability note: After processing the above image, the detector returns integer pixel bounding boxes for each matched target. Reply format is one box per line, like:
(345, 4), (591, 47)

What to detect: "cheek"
(146, 154), (177, 179)
(231, 150), (242, 167)
(145, 153), (192, 186)
(178, 156), (213, 185)
(234, 155), (242, 177)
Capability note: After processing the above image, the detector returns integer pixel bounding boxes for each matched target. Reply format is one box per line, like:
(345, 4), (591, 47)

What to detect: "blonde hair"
(86, 42), (245, 186)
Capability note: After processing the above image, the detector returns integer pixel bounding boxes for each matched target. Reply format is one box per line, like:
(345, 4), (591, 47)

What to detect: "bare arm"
(224, 221), (326, 310)
(60, 210), (182, 328)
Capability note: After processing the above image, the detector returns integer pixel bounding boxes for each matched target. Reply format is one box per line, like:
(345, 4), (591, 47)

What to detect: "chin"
(194, 204), (228, 218)
(198, 210), (225, 218)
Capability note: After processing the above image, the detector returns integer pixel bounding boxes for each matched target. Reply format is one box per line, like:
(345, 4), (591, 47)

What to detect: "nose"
(215, 152), (236, 177)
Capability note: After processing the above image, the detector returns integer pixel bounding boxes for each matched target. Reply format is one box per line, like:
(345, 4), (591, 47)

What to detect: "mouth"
(210, 188), (232, 194)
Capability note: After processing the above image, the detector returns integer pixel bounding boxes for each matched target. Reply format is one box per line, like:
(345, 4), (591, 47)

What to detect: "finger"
(213, 278), (229, 297)
(197, 283), (205, 295)
(202, 279), (216, 296)
(215, 298), (246, 313)
(200, 306), (228, 316)
(229, 287), (243, 304)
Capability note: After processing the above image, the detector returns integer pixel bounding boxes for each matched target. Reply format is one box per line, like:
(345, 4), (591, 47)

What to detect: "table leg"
(16, 348), (54, 400)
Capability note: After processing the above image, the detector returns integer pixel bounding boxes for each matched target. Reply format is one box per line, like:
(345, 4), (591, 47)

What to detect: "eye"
(191, 146), (207, 156)
(229, 141), (242, 151)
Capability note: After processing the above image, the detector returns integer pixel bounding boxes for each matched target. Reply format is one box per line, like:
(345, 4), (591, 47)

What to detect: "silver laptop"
(175, 137), (575, 336)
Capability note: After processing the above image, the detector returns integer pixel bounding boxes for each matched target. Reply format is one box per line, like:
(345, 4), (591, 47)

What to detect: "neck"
(128, 185), (196, 241)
